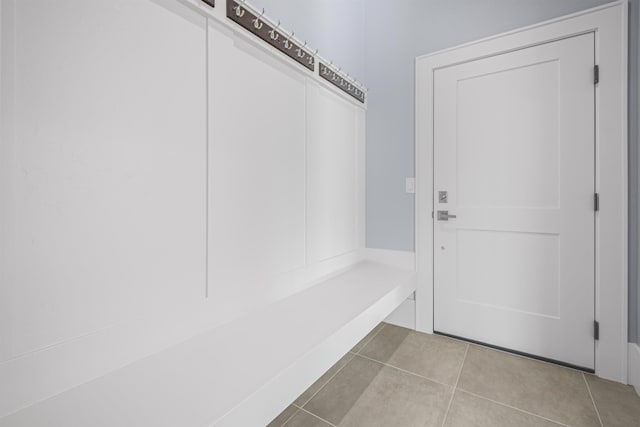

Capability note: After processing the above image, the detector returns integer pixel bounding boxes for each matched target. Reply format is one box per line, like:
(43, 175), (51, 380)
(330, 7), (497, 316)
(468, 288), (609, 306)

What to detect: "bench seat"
(0, 261), (416, 427)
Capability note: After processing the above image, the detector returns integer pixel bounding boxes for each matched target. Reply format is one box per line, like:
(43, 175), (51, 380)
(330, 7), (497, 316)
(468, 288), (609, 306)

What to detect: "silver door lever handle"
(437, 210), (457, 221)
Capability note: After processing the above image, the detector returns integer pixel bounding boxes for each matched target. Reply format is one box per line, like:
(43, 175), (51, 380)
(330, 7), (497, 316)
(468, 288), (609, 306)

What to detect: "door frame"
(415, 1), (628, 382)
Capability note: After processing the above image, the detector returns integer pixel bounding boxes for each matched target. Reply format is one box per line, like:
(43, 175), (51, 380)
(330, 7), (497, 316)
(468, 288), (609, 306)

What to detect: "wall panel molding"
(0, 0), (366, 417)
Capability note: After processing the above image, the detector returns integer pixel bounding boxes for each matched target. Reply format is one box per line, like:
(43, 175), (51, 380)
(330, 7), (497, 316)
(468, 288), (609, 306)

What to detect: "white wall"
(0, 0), (209, 362)
(0, 0), (365, 416)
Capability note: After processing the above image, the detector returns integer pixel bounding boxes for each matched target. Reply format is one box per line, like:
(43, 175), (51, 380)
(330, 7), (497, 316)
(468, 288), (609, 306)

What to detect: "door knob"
(437, 210), (457, 221)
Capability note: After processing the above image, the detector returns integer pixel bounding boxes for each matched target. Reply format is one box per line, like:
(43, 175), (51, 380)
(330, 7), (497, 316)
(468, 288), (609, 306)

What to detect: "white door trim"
(415, 1), (628, 382)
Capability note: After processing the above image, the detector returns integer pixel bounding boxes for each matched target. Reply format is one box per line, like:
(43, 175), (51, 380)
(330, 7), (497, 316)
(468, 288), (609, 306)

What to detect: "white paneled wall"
(0, 0), (208, 359)
(208, 23), (307, 312)
(306, 82), (363, 263)
(0, 0), (365, 417)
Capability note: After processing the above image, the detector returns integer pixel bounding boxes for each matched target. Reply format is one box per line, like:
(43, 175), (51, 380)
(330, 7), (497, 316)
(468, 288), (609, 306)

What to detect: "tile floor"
(268, 323), (640, 427)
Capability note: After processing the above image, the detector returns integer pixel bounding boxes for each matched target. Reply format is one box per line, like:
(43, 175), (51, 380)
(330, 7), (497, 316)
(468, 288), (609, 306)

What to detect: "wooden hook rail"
(226, 0), (366, 103)
(319, 63), (365, 103)
(227, 0), (314, 71)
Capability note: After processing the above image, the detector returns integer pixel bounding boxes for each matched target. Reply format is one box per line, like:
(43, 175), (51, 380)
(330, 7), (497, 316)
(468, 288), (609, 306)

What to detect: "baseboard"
(365, 248), (415, 270)
(384, 299), (416, 330)
(629, 343), (640, 396)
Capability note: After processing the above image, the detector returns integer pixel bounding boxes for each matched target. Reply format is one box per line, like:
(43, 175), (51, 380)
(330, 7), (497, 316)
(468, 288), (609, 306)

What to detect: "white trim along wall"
(0, 0), (368, 417)
(366, 249), (417, 330)
(415, 2), (628, 383)
(629, 343), (640, 395)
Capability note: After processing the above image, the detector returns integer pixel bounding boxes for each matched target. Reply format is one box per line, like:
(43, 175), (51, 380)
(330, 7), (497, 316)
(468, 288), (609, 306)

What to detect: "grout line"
(276, 406), (300, 427)
(355, 323), (386, 355)
(456, 389), (571, 427)
(295, 323), (386, 407)
(354, 353), (453, 389)
(440, 344), (469, 427)
(354, 345), (569, 427)
(583, 373), (604, 427)
(293, 405), (338, 427)
(288, 330), (594, 427)
(284, 323), (387, 419)
(296, 352), (357, 407)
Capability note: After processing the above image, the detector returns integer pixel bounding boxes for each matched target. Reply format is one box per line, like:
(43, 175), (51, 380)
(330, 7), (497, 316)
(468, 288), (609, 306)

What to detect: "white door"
(433, 33), (596, 370)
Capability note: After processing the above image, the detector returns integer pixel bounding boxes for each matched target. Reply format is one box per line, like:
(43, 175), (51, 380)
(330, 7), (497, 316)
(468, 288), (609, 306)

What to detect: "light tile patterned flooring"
(268, 323), (640, 427)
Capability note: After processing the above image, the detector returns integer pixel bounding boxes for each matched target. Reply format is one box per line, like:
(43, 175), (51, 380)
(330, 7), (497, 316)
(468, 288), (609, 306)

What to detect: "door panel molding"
(415, 1), (628, 382)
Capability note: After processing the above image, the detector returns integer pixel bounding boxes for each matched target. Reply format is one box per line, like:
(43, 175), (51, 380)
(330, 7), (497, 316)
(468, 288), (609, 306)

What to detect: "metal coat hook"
(321, 61), (331, 75)
(283, 31), (294, 49)
(269, 20), (280, 41)
(325, 60), (334, 75)
(253, 8), (264, 30)
(308, 48), (318, 66)
(296, 41), (307, 59)
(332, 67), (341, 81)
(234, 4), (245, 18)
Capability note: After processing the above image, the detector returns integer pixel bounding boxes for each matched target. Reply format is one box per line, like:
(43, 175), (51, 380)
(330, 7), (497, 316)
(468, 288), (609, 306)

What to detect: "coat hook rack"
(319, 62), (366, 103)
(226, 0), (366, 103)
(227, 0), (314, 71)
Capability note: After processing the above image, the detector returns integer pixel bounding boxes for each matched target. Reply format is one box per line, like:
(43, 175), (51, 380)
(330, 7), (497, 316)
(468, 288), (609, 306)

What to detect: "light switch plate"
(405, 177), (416, 194)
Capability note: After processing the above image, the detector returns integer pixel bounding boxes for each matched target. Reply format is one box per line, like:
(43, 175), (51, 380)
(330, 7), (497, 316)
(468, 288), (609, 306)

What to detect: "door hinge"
(594, 321), (600, 340)
(431, 211), (434, 219)
(594, 193), (599, 212)
(594, 65), (599, 85)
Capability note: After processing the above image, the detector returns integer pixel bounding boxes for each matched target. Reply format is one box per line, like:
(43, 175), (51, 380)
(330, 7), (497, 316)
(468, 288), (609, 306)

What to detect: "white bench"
(0, 261), (416, 427)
